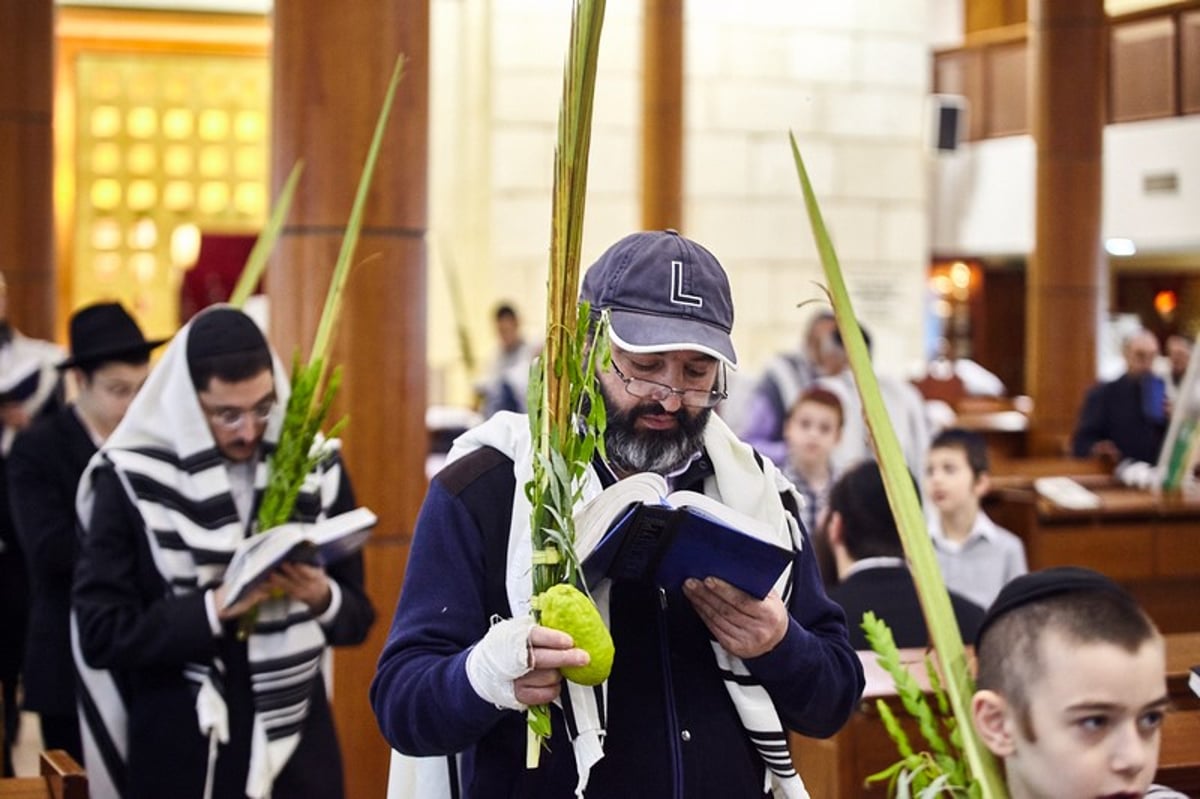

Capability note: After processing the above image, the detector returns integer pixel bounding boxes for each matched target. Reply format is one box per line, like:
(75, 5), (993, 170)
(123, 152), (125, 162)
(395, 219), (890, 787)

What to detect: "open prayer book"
(574, 472), (793, 600)
(221, 506), (377, 610)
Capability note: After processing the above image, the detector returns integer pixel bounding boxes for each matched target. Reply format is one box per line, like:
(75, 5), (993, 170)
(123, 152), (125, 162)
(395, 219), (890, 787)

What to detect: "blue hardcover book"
(577, 473), (793, 600)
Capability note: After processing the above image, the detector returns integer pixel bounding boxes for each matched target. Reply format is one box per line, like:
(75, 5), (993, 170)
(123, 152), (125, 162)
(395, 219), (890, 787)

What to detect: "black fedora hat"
(58, 302), (169, 369)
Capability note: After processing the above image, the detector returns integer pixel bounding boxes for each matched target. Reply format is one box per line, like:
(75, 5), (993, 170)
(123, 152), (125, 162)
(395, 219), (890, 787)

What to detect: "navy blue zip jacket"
(371, 446), (864, 799)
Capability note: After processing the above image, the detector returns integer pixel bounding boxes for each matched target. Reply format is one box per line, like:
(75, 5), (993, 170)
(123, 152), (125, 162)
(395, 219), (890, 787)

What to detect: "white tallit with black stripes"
(72, 311), (341, 799)
(388, 411), (811, 799)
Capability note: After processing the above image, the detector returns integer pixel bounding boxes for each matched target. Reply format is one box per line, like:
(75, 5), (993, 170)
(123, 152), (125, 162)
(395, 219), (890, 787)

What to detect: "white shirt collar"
(843, 556), (906, 579)
(928, 510), (1002, 552)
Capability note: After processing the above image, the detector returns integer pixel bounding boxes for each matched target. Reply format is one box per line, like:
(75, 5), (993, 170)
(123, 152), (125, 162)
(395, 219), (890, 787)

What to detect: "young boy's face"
(924, 446), (983, 516)
(784, 401), (841, 471)
(998, 629), (1168, 799)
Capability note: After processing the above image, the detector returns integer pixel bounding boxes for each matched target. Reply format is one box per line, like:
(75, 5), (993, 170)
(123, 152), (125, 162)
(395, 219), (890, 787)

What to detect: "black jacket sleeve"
(73, 465), (219, 670)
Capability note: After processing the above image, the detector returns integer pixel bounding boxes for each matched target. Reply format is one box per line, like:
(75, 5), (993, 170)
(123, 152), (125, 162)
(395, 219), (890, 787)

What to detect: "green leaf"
(523, 0), (607, 764)
(230, 160), (304, 309)
(527, 705), (552, 739)
(310, 54), (407, 373)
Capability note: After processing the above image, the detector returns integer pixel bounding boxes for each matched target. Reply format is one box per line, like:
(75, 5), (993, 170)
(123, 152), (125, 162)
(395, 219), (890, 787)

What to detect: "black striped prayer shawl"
(72, 307), (340, 799)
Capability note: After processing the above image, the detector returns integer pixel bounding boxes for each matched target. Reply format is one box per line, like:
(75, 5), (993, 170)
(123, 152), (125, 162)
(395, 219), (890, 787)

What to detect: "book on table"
(574, 472), (793, 600)
(221, 506), (377, 610)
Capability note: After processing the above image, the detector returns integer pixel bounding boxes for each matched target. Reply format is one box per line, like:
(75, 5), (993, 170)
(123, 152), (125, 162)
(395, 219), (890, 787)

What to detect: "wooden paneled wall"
(0, 0), (55, 339)
(935, 1), (1200, 143)
(269, 2), (429, 796)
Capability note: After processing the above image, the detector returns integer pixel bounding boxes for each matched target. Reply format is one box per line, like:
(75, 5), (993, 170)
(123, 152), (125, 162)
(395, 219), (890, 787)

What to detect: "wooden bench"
(0, 751), (87, 799)
(791, 633), (1200, 797)
(984, 473), (1200, 635)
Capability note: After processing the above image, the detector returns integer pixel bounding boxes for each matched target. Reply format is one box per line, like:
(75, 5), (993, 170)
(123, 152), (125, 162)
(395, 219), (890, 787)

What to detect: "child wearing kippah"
(971, 567), (1186, 799)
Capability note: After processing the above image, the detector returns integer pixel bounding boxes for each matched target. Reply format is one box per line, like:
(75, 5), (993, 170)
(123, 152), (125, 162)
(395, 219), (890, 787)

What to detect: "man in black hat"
(7, 301), (165, 762)
(72, 305), (374, 799)
(372, 230), (863, 798)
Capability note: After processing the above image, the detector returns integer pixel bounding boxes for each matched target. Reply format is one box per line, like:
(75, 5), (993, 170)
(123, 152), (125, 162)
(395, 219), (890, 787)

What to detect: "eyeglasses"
(203, 398), (276, 431)
(610, 361), (727, 409)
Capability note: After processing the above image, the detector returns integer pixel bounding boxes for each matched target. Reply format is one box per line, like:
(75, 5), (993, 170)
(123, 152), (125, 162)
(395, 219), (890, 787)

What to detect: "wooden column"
(0, 0), (55, 339)
(1026, 0), (1106, 455)
(270, 2), (428, 796)
(641, 0), (683, 231)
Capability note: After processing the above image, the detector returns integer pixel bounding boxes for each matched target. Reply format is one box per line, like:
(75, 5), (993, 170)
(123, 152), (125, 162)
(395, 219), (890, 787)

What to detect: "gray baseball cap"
(580, 229), (737, 368)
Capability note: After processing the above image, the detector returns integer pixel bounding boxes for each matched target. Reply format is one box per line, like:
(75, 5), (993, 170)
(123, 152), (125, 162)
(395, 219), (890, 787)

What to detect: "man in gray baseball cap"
(372, 229), (862, 799)
(579, 229), (740, 477)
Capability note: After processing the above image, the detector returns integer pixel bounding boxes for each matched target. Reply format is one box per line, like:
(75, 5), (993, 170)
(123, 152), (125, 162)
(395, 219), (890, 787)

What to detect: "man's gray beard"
(600, 383), (711, 475)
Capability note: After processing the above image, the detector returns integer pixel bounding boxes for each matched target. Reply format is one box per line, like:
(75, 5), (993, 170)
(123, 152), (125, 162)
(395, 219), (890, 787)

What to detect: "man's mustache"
(629, 401), (686, 423)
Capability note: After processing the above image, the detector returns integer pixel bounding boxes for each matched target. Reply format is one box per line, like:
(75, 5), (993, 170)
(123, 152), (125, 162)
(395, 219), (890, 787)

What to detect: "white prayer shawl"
(0, 331), (64, 455)
(388, 411), (810, 799)
(72, 307), (339, 799)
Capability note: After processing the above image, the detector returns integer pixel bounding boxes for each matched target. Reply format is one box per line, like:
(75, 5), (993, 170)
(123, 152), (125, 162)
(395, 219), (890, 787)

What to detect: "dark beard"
(599, 381), (711, 475)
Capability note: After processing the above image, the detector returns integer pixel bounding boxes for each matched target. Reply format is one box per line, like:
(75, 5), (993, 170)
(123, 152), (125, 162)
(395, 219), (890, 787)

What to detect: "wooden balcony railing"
(934, 1), (1200, 141)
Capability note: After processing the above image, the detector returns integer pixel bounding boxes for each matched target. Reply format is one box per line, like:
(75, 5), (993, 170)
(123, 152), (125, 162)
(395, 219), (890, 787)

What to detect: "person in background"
(824, 460), (984, 650)
(740, 309), (838, 467)
(971, 567), (1187, 799)
(1162, 333), (1191, 393)
(73, 306), (374, 799)
(1071, 328), (1166, 464)
(1157, 333), (1199, 419)
(476, 302), (538, 418)
(782, 386), (843, 537)
(372, 230), (863, 798)
(0, 269), (65, 775)
(7, 302), (165, 762)
(818, 326), (932, 479)
(924, 427), (1027, 610)
(913, 336), (1006, 399)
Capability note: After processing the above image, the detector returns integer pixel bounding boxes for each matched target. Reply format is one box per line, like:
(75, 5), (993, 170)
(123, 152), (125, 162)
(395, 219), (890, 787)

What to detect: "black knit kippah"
(974, 566), (1132, 649)
(186, 307), (268, 365)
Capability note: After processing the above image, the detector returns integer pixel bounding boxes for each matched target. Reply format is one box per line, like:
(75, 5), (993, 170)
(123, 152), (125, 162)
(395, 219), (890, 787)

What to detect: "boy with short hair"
(782, 385), (844, 535)
(971, 567), (1185, 799)
(924, 427), (1026, 609)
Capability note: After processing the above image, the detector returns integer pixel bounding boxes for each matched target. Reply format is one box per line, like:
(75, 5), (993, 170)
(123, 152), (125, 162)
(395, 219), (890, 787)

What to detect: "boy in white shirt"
(971, 567), (1185, 799)
(924, 427), (1027, 609)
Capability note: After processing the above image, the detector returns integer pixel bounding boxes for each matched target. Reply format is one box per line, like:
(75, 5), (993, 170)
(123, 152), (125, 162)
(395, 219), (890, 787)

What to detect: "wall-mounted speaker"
(929, 94), (967, 153)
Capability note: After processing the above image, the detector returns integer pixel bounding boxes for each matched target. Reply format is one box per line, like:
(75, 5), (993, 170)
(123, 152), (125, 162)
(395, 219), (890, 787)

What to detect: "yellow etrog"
(538, 583), (614, 686)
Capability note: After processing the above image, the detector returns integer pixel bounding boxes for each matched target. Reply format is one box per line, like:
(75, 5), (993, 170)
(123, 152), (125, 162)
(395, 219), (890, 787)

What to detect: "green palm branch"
(231, 54), (406, 639)
(523, 0), (607, 767)
(788, 132), (1006, 798)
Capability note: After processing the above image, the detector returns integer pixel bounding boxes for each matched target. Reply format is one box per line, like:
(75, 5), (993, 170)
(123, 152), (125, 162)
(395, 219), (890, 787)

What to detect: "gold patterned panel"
(73, 53), (268, 338)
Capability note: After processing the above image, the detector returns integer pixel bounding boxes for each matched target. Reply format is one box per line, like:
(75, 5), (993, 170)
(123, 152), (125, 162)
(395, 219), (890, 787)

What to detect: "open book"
(574, 472), (793, 600)
(221, 506), (377, 610)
